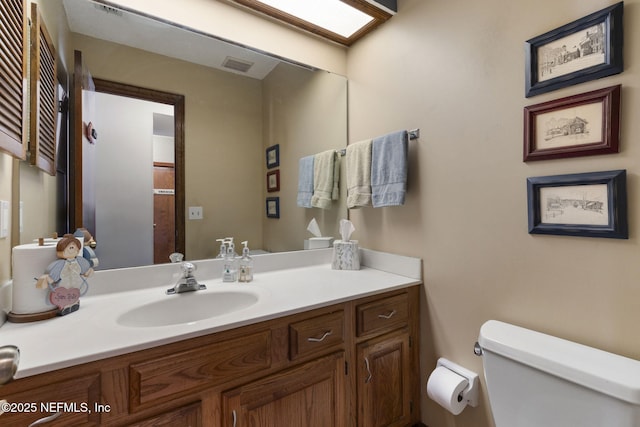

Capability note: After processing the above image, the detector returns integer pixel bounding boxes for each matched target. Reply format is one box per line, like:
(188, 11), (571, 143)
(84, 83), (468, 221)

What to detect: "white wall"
(93, 92), (173, 269)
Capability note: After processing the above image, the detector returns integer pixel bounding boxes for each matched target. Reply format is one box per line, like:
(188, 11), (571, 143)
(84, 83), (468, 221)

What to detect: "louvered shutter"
(30, 3), (57, 175)
(0, 0), (28, 159)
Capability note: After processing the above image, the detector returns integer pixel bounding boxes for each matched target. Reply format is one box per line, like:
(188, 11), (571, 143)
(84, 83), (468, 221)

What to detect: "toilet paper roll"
(427, 366), (469, 415)
(11, 241), (59, 314)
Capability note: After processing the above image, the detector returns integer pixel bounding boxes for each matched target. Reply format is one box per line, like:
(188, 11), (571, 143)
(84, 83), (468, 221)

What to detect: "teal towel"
(297, 155), (314, 208)
(371, 130), (408, 207)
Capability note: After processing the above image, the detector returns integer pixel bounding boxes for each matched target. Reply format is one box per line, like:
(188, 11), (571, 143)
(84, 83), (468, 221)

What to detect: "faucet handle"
(169, 252), (184, 263)
(181, 261), (196, 277)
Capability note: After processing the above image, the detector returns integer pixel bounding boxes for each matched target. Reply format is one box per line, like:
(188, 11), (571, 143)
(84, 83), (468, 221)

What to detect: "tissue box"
(304, 237), (334, 250)
(332, 240), (360, 270)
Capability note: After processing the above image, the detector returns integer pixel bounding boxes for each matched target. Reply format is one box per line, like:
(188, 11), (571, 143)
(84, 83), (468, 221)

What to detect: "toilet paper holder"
(436, 357), (479, 407)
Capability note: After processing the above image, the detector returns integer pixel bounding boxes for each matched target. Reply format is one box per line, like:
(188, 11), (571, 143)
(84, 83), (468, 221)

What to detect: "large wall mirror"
(20, 0), (348, 270)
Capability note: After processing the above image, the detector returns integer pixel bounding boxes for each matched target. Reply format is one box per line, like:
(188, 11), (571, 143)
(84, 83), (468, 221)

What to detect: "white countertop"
(0, 248), (421, 378)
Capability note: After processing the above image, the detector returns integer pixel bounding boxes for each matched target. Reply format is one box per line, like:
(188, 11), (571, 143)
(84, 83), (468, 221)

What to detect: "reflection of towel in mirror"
(346, 139), (372, 208)
(311, 150), (340, 209)
(371, 130), (408, 207)
(297, 155), (314, 208)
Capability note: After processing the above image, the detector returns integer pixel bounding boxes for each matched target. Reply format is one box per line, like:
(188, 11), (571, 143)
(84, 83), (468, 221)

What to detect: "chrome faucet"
(166, 256), (207, 295)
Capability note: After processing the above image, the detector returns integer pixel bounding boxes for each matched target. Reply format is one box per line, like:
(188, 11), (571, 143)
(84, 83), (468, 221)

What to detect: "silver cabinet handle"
(232, 409), (237, 427)
(364, 357), (372, 383)
(377, 310), (396, 320)
(28, 412), (62, 427)
(307, 331), (332, 342)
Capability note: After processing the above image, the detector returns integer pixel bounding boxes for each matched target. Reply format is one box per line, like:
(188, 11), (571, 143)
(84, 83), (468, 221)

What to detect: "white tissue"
(307, 218), (322, 237)
(427, 366), (469, 415)
(339, 219), (355, 241)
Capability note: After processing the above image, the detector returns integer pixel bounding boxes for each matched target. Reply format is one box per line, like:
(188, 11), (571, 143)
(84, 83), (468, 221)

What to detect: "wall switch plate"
(0, 200), (9, 239)
(188, 206), (203, 220)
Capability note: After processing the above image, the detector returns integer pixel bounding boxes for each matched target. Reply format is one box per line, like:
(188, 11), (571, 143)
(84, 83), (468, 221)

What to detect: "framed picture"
(266, 144), (280, 169)
(267, 169), (280, 192)
(523, 85), (620, 161)
(266, 197), (280, 218)
(527, 169), (627, 239)
(525, 2), (623, 97)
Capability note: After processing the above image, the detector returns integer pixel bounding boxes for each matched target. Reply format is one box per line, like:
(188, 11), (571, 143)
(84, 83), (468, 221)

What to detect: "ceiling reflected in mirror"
(63, 0), (302, 80)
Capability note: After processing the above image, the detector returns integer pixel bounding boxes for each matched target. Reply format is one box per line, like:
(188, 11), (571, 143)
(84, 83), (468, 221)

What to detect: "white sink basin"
(116, 290), (260, 327)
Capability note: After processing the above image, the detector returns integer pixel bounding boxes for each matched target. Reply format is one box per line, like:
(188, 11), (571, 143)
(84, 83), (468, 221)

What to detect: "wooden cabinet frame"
(0, 0), (29, 159)
(29, 2), (58, 175)
(0, 286), (420, 426)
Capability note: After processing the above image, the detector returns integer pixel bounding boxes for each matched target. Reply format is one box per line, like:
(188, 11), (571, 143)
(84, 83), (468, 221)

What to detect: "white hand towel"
(346, 139), (373, 208)
(311, 150), (339, 209)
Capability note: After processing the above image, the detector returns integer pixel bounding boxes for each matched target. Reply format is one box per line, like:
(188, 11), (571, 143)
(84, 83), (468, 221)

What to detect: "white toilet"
(477, 320), (640, 427)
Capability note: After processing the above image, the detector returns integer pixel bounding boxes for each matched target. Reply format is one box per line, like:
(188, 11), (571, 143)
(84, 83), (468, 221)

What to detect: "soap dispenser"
(222, 240), (238, 282)
(215, 239), (227, 259)
(238, 241), (253, 283)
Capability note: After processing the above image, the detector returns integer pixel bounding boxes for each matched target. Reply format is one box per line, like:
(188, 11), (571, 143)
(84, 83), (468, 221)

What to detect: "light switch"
(188, 206), (203, 220)
(0, 200), (9, 239)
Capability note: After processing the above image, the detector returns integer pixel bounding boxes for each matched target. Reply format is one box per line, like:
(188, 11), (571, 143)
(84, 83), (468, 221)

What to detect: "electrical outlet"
(188, 206), (203, 220)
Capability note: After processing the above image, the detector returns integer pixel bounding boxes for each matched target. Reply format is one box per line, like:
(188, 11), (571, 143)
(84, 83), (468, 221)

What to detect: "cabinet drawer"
(356, 293), (409, 337)
(0, 373), (101, 426)
(128, 402), (201, 427)
(289, 311), (344, 360)
(130, 330), (271, 410)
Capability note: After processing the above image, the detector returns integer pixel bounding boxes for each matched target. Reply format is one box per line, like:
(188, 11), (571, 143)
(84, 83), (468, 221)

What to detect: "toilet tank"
(478, 320), (640, 427)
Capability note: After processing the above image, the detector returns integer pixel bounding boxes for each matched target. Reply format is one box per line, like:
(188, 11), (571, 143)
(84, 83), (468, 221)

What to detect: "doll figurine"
(36, 234), (93, 315)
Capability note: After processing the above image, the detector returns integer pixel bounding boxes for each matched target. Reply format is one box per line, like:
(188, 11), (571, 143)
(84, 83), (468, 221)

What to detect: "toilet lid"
(479, 320), (640, 405)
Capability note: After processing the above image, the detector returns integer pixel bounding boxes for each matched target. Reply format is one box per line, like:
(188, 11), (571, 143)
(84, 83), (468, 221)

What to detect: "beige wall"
(0, 155), (13, 285)
(72, 34), (265, 260)
(346, 0), (640, 426)
(262, 64), (348, 252)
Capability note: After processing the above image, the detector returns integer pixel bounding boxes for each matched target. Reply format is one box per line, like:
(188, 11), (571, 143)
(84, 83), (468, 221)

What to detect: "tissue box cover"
(304, 237), (334, 250)
(332, 240), (360, 270)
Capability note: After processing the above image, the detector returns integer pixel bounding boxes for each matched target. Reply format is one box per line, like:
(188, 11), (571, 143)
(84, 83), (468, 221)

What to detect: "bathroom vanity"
(0, 249), (422, 426)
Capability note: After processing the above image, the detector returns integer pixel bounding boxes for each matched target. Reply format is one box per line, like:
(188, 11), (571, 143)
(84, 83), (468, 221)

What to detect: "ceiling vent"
(222, 56), (254, 73)
(93, 3), (123, 17)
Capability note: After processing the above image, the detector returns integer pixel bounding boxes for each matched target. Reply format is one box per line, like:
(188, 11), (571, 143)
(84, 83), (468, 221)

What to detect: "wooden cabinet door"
(223, 352), (347, 427)
(357, 330), (412, 427)
(128, 402), (201, 427)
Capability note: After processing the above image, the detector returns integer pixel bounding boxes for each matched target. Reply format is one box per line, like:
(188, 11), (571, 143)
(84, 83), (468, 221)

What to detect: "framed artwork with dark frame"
(266, 144), (280, 169)
(527, 169), (627, 239)
(523, 85), (620, 161)
(266, 197), (280, 218)
(267, 169), (280, 192)
(525, 2), (623, 97)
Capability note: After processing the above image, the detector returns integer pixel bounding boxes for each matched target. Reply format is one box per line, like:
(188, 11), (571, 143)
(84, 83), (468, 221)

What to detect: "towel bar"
(337, 128), (419, 156)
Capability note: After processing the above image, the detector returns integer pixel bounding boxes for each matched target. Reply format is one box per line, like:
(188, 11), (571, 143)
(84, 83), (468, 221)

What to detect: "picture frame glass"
(268, 150), (277, 165)
(539, 184), (609, 226)
(267, 201), (277, 215)
(537, 22), (606, 83)
(534, 100), (603, 150)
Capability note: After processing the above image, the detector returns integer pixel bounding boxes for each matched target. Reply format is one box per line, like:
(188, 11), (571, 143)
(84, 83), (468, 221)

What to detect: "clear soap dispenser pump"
(215, 239), (227, 259)
(238, 241), (253, 283)
(222, 239), (238, 282)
